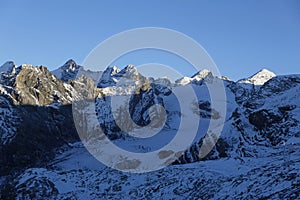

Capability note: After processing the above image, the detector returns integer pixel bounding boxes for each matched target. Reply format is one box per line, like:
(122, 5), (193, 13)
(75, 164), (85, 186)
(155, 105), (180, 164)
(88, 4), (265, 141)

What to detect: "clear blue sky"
(1, 0), (299, 80)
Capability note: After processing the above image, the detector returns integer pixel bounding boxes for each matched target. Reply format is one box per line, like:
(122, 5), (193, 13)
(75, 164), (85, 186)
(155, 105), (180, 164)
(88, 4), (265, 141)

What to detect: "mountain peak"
(1, 61), (15, 67)
(51, 59), (83, 82)
(238, 68), (276, 85)
(175, 69), (213, 86)
(65, 59), (76, 64)
(116, 64), (139, 78)
(0, 61), (17, 73)
(101, 66), (121, 79)
(61, 59), (81, 71)
(106, 66), (120, 74)
(191, 69), (212, 80)
(254, 68), (275, 76)
(124, 64), (137, 72)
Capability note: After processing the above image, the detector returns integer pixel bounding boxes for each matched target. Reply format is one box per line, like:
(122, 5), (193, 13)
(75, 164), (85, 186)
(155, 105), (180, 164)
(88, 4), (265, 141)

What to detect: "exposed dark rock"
(0, 104), (78, 176)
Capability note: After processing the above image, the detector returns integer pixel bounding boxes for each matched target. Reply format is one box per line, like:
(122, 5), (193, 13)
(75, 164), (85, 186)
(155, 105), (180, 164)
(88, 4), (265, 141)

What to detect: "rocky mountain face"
(0, 60), (299, 199)
(0, 65), (81, 176)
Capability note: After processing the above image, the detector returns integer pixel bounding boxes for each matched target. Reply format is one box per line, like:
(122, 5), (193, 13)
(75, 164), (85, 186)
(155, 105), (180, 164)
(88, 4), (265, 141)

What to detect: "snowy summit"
(238, 68), (276, 85)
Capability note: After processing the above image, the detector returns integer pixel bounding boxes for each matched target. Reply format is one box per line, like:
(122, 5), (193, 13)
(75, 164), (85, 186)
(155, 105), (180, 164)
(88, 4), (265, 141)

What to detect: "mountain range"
(0, 59), (299, 199)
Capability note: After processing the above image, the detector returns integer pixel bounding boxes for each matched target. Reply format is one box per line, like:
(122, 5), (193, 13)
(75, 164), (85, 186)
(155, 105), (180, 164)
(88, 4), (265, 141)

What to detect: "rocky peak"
(191, 69), (213, 81)
(97, 66), (120, 88)
(103, 66), (120, 78)
(0, 61), (17, 74)
(175, 69), (214, 86)
(61, 59), (80, 71)
(0, 61), (22, 87)
(124, 64), (137, 72)
(116, 64), (139, 79)
(99, 64), (146, 87)
(52, 59), (83, 82)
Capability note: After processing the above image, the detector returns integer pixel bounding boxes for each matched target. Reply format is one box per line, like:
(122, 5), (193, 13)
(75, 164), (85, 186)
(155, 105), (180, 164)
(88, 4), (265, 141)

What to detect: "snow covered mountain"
(0, 60), (299, 199)
(238, 68), (276, 85)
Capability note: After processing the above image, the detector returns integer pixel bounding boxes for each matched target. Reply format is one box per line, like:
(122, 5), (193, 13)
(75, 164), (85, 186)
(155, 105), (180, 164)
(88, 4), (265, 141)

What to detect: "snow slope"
(8, 139), (300, 199)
